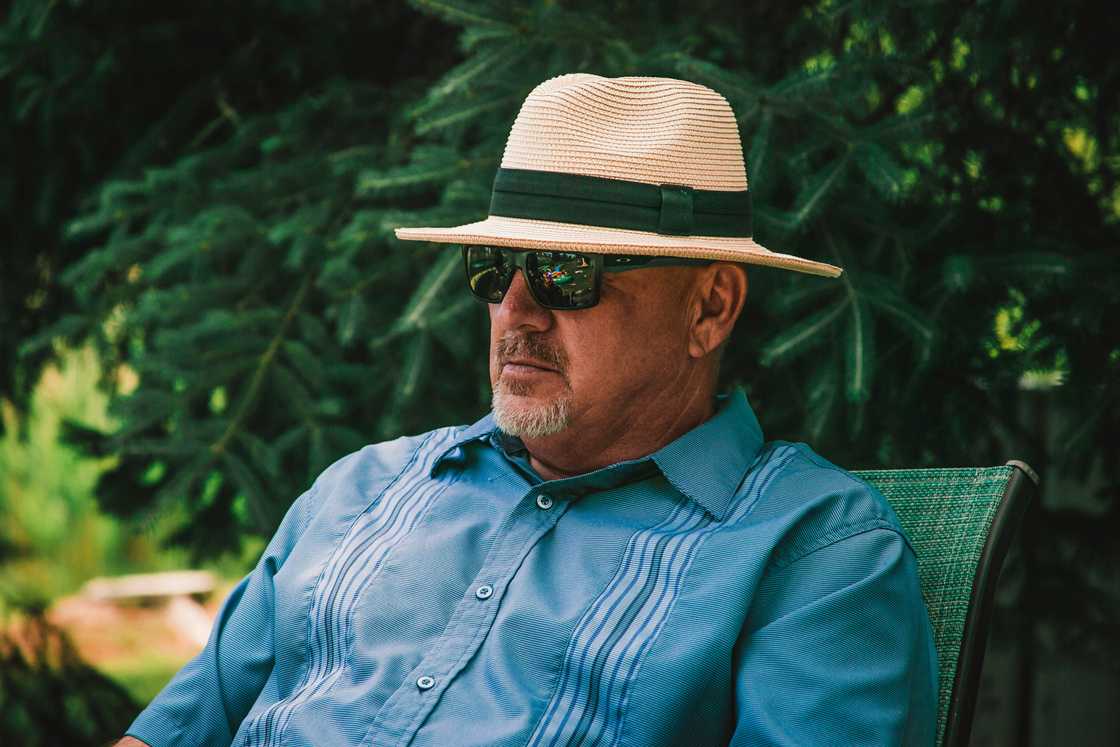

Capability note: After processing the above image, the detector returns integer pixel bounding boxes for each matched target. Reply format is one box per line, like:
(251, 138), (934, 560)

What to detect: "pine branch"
(827, 232), (875, 404)
(408, 0), (515, 30)
(372, 250), (461, 348)
(668, 53), (762, 117)
(861, 274), (935, 361)
(764, 278), (837, 316)
(805, 358), (840, 442)
(414, 94), (520, 135)
(461, 24), (517, 51)
(209, 275), (312, 460)
(852, 141), (907, 200)
(975, 252), (1075, 284)
(791, 152), (850, 230)
(760, 300), (849, 366)
(357, 148), (464, 197)
(747, 109), (774, 193)
(220, 450), (275, 533)
(377, 332), (432, 438)
(410, 44), (526, 120)
(843, 293), (874, 404)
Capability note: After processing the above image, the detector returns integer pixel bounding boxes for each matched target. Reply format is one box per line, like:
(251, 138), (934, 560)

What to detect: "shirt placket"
(362, 485), (572, 746)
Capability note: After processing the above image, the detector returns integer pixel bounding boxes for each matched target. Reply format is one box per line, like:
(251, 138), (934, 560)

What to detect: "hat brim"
(394, 216), (842, 278)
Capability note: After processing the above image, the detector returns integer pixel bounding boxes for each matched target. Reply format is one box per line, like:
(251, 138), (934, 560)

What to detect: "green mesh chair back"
(854, 461), (1037, 747)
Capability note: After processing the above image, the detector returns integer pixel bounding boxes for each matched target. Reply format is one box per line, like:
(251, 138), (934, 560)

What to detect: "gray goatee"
(491, 332), (573, 438)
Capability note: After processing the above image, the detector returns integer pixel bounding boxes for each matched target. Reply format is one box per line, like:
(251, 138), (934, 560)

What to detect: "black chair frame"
(942, 460), (1038, 747)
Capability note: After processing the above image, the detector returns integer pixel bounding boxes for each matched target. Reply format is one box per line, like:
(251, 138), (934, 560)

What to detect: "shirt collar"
(430, 412), (501, 473)
(647, 388), (765, 520)
(432, 388), (765, 521)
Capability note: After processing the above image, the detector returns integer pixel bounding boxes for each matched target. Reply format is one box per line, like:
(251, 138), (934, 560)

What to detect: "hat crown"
(394, 74), (843, 278)
(500, 75), (748, 192)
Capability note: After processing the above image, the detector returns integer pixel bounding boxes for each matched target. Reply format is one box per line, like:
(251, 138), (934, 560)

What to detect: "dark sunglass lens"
(525, 252), (598, 309)
(465, 246), (514, 302)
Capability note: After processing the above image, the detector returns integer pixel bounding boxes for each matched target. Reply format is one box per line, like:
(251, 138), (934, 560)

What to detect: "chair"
(854, 460), (1038, 747)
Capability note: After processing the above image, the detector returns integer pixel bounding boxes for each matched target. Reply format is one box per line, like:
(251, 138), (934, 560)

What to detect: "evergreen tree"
(1, 0), (456, 403)
(5, 0), (459, 549)
(12, 0), (1120, 702)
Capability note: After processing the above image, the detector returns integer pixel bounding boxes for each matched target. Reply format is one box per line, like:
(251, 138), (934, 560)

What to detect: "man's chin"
(491, 386), (573, 439)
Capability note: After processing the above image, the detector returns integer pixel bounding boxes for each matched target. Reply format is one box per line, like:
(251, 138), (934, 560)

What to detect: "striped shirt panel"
(238, 427), (459, 746)
(526, 445), (799, 747)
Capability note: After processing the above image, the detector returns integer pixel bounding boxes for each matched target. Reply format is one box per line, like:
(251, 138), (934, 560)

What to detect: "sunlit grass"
(0, 346), (195, 612)
(1, 349), (265, 711)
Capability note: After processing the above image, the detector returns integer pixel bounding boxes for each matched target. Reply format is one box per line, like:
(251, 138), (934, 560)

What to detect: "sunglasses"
(462, 245), (712, 310)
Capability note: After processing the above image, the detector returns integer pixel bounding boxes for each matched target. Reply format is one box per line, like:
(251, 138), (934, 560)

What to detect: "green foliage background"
(2, 0), (1119, 740)
(0, 347), (164, 608)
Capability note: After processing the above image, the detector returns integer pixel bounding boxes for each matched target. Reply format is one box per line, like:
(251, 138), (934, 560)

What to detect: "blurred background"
(1, 0), (1117, 744)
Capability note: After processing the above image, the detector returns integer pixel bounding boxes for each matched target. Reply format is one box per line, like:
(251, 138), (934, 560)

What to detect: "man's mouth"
(502, 358), (560, 374)
(494, 332), (568, 385)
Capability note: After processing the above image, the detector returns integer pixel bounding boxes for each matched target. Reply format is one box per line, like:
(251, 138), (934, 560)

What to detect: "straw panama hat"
(394, 74), (843, 278)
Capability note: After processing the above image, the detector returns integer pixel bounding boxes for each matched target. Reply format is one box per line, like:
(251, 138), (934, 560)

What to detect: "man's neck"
(520, 382), (717, 481)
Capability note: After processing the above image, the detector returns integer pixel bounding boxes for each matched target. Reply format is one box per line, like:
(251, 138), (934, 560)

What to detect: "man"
(120, 75), (937, 746)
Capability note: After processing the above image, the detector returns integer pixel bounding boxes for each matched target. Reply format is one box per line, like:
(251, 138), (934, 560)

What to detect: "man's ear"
(688, 263), (748, 359)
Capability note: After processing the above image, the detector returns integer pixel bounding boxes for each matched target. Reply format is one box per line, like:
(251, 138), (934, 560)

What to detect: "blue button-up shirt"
(128, 389), (937, 746)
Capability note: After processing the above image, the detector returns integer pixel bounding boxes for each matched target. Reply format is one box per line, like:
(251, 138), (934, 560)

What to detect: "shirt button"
(536, 493), (554, 510)
(416, 675), (435, 690)
(475, 584), (494, 600)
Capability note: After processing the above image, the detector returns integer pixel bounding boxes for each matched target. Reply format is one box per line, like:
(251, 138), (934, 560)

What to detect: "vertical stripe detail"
(238, 428), (459, 747)
(527, 444), (798, 747)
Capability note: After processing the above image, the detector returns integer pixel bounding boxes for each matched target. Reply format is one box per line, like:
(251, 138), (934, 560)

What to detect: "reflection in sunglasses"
(539, 266), (574, 286)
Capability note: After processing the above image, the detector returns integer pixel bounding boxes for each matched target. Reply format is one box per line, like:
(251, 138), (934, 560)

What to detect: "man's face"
(488, 258), (697, 439)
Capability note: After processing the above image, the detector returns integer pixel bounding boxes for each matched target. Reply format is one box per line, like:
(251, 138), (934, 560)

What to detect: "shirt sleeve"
(729, 526), (939, 747)
(125, 484), (320, 747)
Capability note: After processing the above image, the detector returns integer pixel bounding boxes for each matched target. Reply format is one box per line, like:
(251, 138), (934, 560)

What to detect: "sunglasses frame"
(461, 245), (713, 311)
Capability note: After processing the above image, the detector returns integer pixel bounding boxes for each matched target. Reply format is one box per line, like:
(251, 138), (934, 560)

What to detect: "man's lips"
(501, 358), (560, 374)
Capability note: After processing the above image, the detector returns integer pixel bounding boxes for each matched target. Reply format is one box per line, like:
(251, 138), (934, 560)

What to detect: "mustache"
(496, 332), (568, 373)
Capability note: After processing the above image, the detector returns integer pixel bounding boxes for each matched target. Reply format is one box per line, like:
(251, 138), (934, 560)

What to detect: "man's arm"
(120, 485), (319, 747)
(729, 526), (939, 746)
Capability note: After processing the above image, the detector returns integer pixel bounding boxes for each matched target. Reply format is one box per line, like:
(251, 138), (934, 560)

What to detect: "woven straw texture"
(395, 74), (842, 278)
(501, 74), (748, 190)
(855, 465), (1015, 747)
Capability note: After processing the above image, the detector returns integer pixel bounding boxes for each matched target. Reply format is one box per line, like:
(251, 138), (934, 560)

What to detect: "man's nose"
(493, 269), (552, 331)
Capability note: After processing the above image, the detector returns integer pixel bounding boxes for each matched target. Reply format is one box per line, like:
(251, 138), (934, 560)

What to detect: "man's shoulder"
(262, 424), (473, 559)
(736, 440), (913, 567)
(310, 423), (470, 493)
